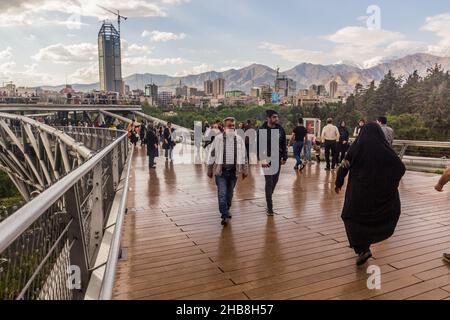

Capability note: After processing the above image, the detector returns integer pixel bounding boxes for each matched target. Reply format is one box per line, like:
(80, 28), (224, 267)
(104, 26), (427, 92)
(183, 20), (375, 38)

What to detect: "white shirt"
(223, 133), (236, 165)
(321, 124), (340, 142)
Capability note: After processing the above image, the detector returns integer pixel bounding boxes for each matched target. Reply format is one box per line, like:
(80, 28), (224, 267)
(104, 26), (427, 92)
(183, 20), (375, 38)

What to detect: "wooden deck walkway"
(113, 146), (450, 300)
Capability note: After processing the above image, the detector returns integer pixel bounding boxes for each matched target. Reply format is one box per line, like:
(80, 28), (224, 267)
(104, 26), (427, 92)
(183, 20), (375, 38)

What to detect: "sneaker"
(443, 253), (450, 263)
(356, 250), (372, 266)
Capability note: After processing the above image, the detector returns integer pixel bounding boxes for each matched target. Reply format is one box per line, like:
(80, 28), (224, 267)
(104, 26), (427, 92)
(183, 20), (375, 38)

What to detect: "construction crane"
(97, 5), (128, 36)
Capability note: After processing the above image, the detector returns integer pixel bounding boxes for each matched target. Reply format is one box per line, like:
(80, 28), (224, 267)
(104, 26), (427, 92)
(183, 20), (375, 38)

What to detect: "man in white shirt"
(321, 118), (340, 171)
(207, 117), (248, 226)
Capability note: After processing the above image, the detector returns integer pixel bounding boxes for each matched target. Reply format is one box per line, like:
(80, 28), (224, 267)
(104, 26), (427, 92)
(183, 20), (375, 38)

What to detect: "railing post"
(66, 185), (90, 299)
(111, 146), (119, 190)
(90, 163), (104, 258)
(399, 144), (408, 159)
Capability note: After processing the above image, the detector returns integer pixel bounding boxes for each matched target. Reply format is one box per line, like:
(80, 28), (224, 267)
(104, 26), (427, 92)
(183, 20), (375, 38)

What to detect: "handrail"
(132, 111), (194, 134)
(392, 139), (450, 148)
(0, 112), (93, 159)
(99, 143), (134, 300)
(0, 131), (128, 253)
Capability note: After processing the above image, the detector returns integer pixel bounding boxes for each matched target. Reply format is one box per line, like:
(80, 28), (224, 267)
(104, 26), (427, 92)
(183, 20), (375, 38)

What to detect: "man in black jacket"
(258, 110), (288, 216)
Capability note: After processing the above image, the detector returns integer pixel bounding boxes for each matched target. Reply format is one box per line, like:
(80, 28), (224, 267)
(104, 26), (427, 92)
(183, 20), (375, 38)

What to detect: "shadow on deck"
(113, 146), (450, 300)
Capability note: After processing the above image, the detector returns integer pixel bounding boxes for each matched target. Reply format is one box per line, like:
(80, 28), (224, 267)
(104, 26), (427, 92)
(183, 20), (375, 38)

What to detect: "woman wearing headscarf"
(335, 122), (406, 266)
(146, 123), (159, 169)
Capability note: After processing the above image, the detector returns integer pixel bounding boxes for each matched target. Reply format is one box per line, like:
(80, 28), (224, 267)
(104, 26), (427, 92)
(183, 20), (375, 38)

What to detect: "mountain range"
(40, 53), (450, 95)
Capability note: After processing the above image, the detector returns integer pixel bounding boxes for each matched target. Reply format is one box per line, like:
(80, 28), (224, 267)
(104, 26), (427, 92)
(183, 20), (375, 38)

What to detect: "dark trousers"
(324, 140), (337, 169)
(338, 142), (349, 163)
(264, 165), (281, 211)
(149, 154), (156, 167)
(215, 168), (237, 219)
(293, 141), (304, 167)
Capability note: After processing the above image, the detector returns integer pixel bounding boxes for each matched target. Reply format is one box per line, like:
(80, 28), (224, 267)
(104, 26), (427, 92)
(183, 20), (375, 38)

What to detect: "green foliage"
(0, 171), (19, 199)
(343, 65), (450, 140)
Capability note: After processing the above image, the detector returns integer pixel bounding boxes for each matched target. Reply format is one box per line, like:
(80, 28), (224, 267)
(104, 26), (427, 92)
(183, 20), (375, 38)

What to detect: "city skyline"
(1, 0), (450, 87)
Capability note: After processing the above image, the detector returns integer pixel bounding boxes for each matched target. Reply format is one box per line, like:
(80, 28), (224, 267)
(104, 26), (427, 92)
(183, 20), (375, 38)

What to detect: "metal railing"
(0, 128), (132, 300)
(288, 136), (449, 169)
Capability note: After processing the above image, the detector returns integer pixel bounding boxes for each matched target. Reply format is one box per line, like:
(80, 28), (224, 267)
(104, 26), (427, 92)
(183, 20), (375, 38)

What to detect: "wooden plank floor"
(113, 146), (450, 300)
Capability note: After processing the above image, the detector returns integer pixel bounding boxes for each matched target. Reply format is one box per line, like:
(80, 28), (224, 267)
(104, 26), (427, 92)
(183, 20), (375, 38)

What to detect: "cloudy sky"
(1, 0), (450, 86)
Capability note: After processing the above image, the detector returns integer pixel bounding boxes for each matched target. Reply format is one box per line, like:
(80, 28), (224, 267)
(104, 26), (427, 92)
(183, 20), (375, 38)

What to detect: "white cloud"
(121, 39), (153, 56)
(327, 27), (431, 67)
(0, 61), (17, 73)
(174, 63), (214, 76)
(421, 13), (450, 56)
(124, 56), (187, 67)
(0, 47), (13, 60)
(325, 26), (404, 47)
(142, 30), (186, 42)
(69, 63), (99, 83)
(260, 24), (438, 69)
(32, 43), (97, 64)
(32, 40), (154, 65)
(259, 42), (327, 64)
(0, 61), (54, 86)
(0, 0), (187, 27)
(25, 34), (37, 41)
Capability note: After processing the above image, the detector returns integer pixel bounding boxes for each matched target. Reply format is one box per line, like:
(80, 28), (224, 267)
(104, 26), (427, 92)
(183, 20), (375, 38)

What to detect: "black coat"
(257, 121), (288, 161)
(338, 126), (350, 143)
(146, 129), (159, 157)
(335, 123), (406, 248)
(163, 127), (176, 149)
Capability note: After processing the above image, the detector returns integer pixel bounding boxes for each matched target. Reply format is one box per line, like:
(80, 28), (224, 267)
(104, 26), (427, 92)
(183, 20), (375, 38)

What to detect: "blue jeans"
(215, 168), (237, 219)
(293, 141), (304, 167)
(304, 140), (312, 161)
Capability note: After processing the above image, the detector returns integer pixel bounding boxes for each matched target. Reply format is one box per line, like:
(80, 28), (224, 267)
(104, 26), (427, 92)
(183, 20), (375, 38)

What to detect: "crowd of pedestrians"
(136, 110), (449, 266)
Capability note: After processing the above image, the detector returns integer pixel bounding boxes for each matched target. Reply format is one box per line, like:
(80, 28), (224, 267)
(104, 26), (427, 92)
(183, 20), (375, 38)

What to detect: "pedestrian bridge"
(0, 106), (449, 300)
(113, 149), (450, 300)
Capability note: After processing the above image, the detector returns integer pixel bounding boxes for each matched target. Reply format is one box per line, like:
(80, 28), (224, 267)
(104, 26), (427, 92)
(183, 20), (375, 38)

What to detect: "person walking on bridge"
(337, 120), (350, 163)
(321, 118), (340, 171)
(289, 117), (307, 171)
(140, 122), (147, 147)
(258, 110), (288, 216)
(163, 122), (176, 161)
(207, 117), (248, 226)
(146, 123), (159, 169)
(435, 164), (450, 263)
(335, 122), (406, 266)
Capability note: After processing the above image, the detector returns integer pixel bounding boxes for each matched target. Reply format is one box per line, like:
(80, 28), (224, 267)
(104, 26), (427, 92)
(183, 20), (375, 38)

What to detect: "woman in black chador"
(335, 122), (406, 266)
(146, 123), (159, 169)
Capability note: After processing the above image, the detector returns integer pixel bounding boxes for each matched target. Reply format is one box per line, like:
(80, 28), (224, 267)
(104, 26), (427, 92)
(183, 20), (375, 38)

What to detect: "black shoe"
(294, 166), (298, 171)
(221, 217), (229, 226)
(299, 163), (306, 171)
(325, 167), (331, 171)
(266, 209), (274, 216)
(228, 214), (232, 219)
(356, 250), (372, 266)
(331, 166), (336, 170)
(443, 253), (450, 263)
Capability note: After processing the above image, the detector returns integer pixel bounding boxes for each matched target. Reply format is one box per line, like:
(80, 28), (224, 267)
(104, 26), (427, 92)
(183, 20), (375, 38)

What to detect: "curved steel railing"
(0, 128), (132, 300)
